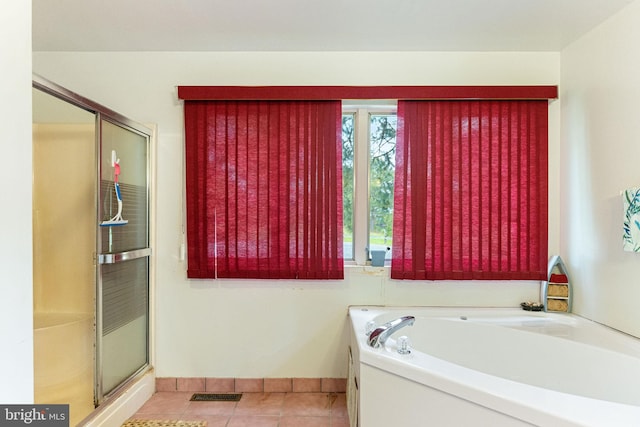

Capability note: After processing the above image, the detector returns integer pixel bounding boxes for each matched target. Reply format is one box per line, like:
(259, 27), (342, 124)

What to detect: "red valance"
(178, 86), (558, 101)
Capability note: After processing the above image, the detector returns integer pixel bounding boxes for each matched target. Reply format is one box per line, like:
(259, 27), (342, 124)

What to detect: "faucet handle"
(365, 320), (377, 336)
(397, 336), (411, 354)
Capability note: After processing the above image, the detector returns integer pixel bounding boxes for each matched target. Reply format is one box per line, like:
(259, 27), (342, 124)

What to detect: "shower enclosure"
(32, 76), (152, 425)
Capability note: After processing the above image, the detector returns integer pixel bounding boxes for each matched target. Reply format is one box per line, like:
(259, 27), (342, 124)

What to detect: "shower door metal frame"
(32, 74), (154, 408)
(95, 113), (152, 403)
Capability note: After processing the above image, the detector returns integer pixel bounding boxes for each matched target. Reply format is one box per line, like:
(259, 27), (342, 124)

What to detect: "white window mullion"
(353, 108), (370, 265)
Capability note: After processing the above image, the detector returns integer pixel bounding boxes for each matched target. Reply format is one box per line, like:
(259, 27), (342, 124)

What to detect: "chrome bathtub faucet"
(367, 315), (415, 348)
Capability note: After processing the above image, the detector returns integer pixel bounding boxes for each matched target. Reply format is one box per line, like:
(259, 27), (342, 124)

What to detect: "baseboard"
(156, 377), (347, 394)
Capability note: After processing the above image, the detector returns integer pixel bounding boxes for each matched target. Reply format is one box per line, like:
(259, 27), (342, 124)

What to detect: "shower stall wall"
(32, 77), (153, 425)
(32, 104), (96, 426)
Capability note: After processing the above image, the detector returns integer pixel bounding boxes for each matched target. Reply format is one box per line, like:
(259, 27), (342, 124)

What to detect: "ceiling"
(33, 0), (633, 52)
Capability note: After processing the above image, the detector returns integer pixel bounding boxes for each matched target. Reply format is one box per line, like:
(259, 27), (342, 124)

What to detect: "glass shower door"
(97, 118), (150, 399)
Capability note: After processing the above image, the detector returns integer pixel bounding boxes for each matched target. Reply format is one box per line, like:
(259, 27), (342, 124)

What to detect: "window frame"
(343, 102), (397, 266)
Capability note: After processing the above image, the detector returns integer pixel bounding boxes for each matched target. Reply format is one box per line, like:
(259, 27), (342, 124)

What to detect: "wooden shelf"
(543, 256), (572, 313)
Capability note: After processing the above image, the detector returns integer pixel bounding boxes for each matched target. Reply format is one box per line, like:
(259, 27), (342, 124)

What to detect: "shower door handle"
(98, 247), (152, 264)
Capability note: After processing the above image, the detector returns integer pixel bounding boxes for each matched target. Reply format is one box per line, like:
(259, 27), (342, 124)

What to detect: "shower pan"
(32, 76), (153, 424)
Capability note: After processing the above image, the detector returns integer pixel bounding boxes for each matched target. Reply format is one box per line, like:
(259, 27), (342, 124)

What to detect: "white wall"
(33, 51), (560, 378)
(561, 0), (640, 337)
(0, 0), (33, 402)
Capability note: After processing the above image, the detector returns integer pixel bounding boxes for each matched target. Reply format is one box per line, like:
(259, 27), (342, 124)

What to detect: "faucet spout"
(367, 315), (415, 348)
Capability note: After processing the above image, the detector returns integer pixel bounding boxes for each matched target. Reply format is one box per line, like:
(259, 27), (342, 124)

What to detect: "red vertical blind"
(392, 100), (548, 280)
(184, 100), (343, 279)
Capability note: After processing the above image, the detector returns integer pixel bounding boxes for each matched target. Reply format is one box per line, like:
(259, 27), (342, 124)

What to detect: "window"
(341, 113), (355, 259)
(342, 104), (397, 264)
(179, 85), (556, 279)
(343, 99), (548, 278)
(369, 114), (397, 261)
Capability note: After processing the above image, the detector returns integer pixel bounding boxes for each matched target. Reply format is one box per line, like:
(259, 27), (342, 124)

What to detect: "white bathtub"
(348, 306), (640, 427)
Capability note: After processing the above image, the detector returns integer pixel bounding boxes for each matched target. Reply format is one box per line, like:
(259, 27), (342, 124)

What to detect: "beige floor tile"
(132, 391), (347, 425)
(330, 415), (351, 427)
(184, 400), (237, 416)
(234, 392), (285, 416)
(135, 392), (192, 414)
(330, 393), (348, 418)
(282, 393), (331, 417)
(227, 415), (280, 427)
(200, 415), (231, 427)
(280, 415), (331, 427)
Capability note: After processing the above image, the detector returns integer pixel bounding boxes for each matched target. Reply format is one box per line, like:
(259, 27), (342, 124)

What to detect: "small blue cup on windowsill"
(370, 247), (390, 267)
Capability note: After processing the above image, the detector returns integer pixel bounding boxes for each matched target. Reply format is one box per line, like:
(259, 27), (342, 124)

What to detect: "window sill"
(344, 262), (390, 275)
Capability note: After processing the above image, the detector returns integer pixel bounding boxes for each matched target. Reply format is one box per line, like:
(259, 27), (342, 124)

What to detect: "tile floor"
(128, 391), (349, 427)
